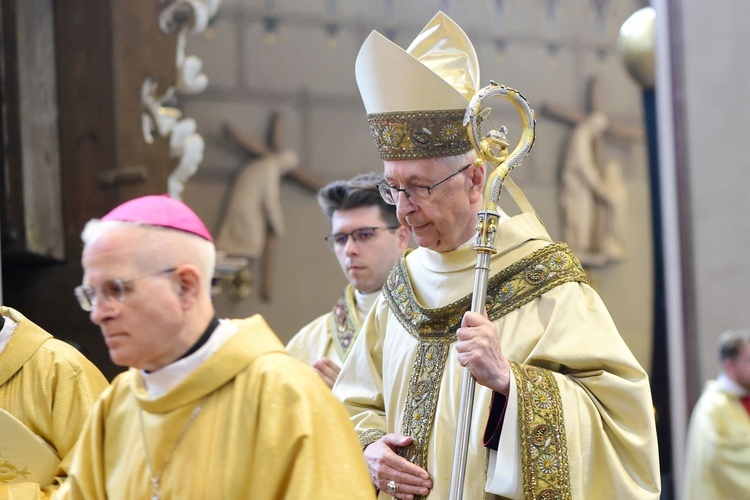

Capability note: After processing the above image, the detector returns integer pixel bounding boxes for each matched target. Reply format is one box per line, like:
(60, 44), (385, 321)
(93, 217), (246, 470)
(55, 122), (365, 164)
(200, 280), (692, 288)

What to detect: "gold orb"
(618, 7), (655, 89)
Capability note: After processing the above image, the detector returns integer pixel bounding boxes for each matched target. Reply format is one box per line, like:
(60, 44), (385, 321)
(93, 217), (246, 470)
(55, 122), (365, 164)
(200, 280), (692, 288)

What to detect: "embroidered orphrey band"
(328, 285), (361, 363)
(367, 109), (472, 160)
(382, 242), (586, 482)
(395, 340), (452, 469)
(510, 362), (572, 499)
(359, 428), (386, 450)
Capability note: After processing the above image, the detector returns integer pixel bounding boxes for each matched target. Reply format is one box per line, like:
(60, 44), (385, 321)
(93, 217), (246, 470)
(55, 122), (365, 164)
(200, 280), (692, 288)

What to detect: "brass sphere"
(618, 7), (656, 89)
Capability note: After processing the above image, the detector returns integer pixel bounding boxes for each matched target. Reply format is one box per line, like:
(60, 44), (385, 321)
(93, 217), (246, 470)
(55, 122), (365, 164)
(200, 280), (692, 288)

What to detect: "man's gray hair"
(718, 328), (750, 362)
(437, 150), (478, 172)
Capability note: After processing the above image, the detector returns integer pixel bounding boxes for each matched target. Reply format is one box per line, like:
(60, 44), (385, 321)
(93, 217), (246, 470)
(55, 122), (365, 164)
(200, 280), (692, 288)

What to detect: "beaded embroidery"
(382, 242), (586, 496)
(367, 109), (472, 160)
(511, 362), (572, 499)
(358, 428), (387, 450)
(328, 285), (361, 363)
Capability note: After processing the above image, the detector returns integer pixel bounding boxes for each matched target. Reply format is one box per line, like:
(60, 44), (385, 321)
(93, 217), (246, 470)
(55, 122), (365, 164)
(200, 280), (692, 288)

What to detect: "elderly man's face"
(384, 158), (480, 252)
(81, 227), (186, 372)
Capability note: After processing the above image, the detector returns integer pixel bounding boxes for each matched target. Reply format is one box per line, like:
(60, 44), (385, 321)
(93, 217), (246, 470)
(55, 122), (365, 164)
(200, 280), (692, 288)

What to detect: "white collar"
(716, 372), (749, 397)
(141, 319), (237, 399)
(0, 316), (18, 355)
(354, 289), (381, 321)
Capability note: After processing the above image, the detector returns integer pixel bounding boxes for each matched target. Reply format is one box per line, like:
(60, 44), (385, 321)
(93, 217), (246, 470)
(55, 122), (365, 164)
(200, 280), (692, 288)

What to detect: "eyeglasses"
(324, 226), (399, 250)
(74, 268), (177, 312)
(378, 164), (471, 205)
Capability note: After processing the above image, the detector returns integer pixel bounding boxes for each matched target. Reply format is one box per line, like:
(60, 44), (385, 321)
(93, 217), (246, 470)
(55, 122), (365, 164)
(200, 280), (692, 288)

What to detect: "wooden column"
(1, 0), (179, 379)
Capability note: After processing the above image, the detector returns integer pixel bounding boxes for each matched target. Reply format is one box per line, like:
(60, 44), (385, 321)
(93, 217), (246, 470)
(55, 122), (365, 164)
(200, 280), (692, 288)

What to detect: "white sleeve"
(485, 370), (523, 499)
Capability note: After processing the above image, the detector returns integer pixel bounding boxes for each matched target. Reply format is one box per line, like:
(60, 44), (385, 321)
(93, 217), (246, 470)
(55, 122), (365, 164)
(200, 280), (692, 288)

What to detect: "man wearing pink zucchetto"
(56, 195), (373, 499)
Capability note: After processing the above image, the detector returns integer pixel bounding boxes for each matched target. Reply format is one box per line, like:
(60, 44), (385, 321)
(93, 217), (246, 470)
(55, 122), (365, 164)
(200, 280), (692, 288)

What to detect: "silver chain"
(138, 396), (210, 500)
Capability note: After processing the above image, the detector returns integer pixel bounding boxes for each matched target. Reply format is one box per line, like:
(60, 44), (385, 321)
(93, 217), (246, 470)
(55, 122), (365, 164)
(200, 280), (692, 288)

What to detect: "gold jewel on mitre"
(355, 12), (480, 160)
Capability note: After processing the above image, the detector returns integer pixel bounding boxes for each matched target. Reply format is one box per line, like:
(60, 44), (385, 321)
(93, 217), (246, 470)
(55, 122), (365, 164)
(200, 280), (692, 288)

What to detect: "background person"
(683, 328), (750, 499)
(287, 173), (409, 387)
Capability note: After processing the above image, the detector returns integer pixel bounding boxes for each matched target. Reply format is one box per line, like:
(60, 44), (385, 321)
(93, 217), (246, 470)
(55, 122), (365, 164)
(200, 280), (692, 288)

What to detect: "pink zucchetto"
(101, 194), (214, 242)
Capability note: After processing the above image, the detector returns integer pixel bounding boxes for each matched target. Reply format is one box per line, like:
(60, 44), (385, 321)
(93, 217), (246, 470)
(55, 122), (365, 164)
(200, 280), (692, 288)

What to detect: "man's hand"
(312, 357), (341, 388)
(455, 311), (510, 395)
(364, 433), (433, 499)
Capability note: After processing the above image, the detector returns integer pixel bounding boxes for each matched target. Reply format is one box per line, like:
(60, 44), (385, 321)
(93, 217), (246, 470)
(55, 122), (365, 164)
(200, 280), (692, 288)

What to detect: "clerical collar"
(354, 289), (380, 321)
(417, 211), (547, 273)
(717, 372), (749, 397)
(178, 315), (220, 361)
(141, 319), (237, 398)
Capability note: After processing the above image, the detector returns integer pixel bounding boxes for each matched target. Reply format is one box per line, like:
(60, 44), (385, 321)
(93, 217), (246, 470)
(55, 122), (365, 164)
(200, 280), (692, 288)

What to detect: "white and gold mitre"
(355, 12), (480, 160)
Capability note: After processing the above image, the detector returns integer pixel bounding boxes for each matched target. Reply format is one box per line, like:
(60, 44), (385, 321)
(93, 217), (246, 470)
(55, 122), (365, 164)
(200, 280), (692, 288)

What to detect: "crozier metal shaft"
(449, 82), (535, 500)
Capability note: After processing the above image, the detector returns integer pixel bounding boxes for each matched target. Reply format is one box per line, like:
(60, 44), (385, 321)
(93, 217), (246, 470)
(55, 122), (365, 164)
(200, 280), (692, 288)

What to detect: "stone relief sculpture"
(216, 113), (324, 300)
(598, 158), (628, 262)
(559, 110), (627, 266)
(216, 149), (300, 259)
(542, 77), (641, 267)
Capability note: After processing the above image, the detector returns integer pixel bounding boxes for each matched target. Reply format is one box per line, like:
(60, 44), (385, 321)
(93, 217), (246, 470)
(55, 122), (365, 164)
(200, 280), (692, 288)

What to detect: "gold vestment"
(57, 314), (373, 499)
(684, 378), (750, 499)
(0, 306), (108, 499)
(287, 284), (362, 366)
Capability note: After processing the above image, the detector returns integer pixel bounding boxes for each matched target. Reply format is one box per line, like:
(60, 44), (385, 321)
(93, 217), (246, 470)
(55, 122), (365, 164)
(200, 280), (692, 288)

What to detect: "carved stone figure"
(542, 77), (639, 267)
(561, 111), (607, 264)
(598, 159), (627, 262)
(215, 150), (300, 259)
(215, 113), (324, 300)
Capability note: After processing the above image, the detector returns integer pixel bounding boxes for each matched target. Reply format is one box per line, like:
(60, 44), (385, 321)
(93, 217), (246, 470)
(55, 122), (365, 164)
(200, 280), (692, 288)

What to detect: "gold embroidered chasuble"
(333, 212), (661, 499)
(287, 284), (363, 366)
(385, 241), (584, 499)
(0, 307), (109, 499)
(58, 315), (374, 500)
(683, 378), (750, 499)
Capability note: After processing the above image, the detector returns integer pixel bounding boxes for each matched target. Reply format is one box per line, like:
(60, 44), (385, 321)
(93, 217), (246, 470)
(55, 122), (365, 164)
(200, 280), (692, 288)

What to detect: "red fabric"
(741, 394), (750, 416)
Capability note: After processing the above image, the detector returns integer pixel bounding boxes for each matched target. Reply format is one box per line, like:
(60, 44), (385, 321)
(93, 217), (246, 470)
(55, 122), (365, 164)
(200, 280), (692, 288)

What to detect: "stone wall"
(179, 0), (653, 369)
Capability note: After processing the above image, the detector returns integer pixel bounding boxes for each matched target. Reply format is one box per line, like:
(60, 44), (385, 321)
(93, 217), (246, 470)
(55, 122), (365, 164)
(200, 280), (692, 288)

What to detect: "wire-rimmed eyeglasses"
(74, 268), (177, 312)
(378, 163), (471, 205)
(324, 226), (399, 250)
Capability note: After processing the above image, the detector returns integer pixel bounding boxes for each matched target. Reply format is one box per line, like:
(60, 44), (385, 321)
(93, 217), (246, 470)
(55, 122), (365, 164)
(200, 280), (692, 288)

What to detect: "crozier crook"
(449, 81), (536, 500)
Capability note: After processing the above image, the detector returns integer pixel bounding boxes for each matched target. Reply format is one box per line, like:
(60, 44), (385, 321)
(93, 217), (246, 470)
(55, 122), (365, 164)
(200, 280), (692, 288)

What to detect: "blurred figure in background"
(287, 173), (409, 387)
(684, 328), (750, 499)
(0, 306), (108, 498)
